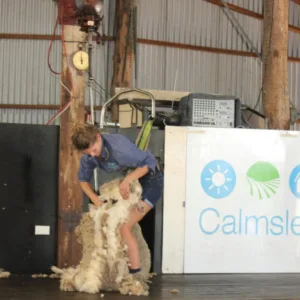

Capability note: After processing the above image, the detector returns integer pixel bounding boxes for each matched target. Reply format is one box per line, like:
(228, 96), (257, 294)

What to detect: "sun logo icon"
(201, 160), (236, 199)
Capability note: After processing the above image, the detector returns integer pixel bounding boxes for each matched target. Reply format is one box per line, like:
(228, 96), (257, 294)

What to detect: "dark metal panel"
(0, 123), (59, 274)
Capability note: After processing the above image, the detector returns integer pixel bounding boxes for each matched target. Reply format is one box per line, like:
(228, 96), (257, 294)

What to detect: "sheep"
(0, 269), (11, 279)
(51, 178), (152, 296)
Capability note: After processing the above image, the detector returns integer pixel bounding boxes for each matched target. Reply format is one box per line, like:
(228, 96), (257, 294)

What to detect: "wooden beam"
(0, 104), (61, 109)
(0, 33), (61, 41)
(110, 0), (136, 122)
(2, 33), (300, 62)
(0, 104), (102, 110)
(206, 0), (262, 19)
(262, 0), (290, 129)
(205, 0), (300, 35)
(0, 33), (114, 42)
(57, 25), (86, 268)
(137, 38), (258, 57)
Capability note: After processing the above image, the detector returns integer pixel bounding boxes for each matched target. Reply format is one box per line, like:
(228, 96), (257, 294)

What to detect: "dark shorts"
(139, 168), (164, 208)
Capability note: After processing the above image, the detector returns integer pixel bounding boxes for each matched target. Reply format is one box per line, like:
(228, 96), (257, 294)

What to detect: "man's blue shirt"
(78, 133), (157, 182)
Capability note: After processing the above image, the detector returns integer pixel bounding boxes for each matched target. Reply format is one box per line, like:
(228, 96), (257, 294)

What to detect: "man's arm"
(78, 155), (102, 206)
(79, 181), (102, 206)
(114, 135), (157, 173)
(124, 165), (149, 183)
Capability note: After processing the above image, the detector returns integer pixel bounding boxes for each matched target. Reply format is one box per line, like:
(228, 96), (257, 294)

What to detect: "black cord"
(85, 72), (111, 97)
(94, 79), (110, 96)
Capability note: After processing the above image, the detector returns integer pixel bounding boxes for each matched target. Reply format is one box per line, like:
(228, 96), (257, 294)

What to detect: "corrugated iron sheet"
(0, 0), (59, 35)
(137, 0), (262, 52)
(0, 0), (112, 124)
(0, 37), (110, 124)
(289, 1), (300, 28)
(137, 45), (262, 109)
(135, 0), (263, 111)
(1, 0), (300, 125)
(0, 38), (61, 106)
(0, 108), (56, 124)
(135, 44), (166, 90)
(226, 0), (263, 14)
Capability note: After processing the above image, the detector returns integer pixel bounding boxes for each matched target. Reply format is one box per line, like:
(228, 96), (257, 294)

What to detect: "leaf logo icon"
(246, 162), (280, 200)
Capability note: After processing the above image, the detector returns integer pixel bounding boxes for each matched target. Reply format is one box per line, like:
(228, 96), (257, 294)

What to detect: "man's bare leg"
(120, 200), (152, 271)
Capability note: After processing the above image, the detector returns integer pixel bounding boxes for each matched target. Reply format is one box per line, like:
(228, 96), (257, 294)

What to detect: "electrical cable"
(94, 79), (110, 96)
(241, 111), (252, 128)
(47, 15), (61, 76)
(46, 5), (76, 125)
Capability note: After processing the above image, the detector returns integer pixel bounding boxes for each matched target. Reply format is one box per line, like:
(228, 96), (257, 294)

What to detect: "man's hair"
(71, 121), (101, 150)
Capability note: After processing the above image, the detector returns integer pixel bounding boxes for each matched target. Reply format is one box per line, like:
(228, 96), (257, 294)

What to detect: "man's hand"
(80, 181), (103, 207)
(119, 179), (130, 200)
(92, 195), (103, 207)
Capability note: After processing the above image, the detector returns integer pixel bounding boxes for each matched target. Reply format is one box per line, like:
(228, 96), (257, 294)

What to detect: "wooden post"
(58, 25), (87, 268)
(262, 0), (290, 129)
(110, 0), (136, 122)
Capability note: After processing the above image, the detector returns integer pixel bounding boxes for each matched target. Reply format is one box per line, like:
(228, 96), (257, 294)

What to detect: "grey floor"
(1, 274), (300, 300)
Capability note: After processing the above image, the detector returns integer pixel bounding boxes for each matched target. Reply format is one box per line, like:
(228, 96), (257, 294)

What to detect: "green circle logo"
(246, 162), (280, 200)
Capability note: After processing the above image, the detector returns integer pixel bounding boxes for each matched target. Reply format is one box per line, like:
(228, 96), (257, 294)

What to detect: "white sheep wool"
(51, 178), (152, 296)
(0, 269), (11, 278)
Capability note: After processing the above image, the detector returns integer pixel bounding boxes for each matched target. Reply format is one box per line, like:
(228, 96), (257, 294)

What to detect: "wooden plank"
(0, 33), (113, 42)
(57, 25), (86, 268)
(162, 126), (187, 274)
(137, 38), (259, 57)
(110, 0), (136, 121)
(206, 0), (262, 19)
(206, 0), (300, 35)
(262, 0), (290, 129)
(0, 104), (102, 110)
(2, 33), (300, 62)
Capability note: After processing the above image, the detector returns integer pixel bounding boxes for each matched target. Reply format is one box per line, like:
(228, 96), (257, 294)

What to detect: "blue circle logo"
(201, 160), (236, 199)
(289, 165), (300, 198)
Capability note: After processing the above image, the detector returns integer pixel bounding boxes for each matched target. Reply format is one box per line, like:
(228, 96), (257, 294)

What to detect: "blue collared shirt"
(78, 133), (157, 182)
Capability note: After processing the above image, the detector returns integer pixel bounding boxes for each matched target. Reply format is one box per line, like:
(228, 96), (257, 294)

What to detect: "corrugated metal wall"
(135, 0), (300, 122)
(1, 0), (300, 126)
(0, 0), (112, 125)
(135, 0), (263, 111)
(226, 0), (263, 14)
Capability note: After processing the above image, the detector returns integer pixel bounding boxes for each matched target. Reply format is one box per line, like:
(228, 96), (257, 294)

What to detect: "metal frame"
(99, 88), (156, 129)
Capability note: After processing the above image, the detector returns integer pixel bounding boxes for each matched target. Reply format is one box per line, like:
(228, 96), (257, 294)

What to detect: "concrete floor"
(1, 274), (300, 299)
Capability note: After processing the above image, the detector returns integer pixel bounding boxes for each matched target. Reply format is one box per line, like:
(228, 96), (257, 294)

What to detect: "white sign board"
(184, 127), (300, 273)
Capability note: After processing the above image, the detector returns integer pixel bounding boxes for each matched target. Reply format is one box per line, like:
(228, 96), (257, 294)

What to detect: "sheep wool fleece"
(51, 178), (152, 296)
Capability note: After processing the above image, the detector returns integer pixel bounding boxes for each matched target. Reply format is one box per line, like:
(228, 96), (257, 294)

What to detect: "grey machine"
(178, 93), (242, 128)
